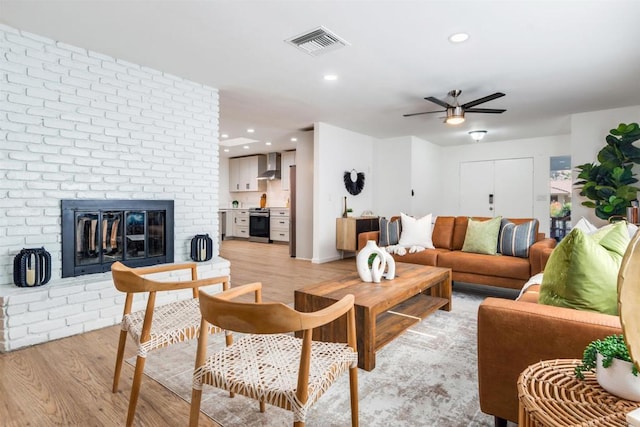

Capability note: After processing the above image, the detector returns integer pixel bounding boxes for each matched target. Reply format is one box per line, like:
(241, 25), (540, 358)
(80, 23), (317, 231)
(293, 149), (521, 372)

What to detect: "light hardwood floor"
(0, 240), (356, 426)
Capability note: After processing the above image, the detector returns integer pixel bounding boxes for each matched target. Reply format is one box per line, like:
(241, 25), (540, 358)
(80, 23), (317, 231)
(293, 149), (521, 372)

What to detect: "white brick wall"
(0, 24), (230, 352)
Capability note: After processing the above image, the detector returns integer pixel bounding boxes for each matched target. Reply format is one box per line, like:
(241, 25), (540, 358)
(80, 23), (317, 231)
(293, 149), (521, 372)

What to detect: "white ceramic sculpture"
(383, 251), (396, 280)
(357, 240), (386, 283)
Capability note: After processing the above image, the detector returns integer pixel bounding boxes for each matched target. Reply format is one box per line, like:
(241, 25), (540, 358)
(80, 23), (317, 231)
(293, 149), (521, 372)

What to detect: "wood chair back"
(198, 282), (355, 334)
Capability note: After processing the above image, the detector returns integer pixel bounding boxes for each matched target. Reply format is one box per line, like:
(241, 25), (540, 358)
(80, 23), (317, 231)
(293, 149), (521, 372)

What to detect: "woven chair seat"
(123, 298), (219, 358)
(193, 333), (358, 423)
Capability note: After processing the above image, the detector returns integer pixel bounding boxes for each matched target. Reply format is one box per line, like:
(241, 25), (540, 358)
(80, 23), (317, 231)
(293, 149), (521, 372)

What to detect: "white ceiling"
(2, 0), (640, 158)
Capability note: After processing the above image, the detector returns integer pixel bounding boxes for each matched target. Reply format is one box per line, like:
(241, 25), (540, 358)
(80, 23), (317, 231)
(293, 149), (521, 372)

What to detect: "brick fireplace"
(0, 24), (229, 352)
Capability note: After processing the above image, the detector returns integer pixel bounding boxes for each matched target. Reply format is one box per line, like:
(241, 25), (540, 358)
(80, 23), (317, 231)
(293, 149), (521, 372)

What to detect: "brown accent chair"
(111, 261), (229, 427)
(477, 282), (622, 426)
(358, 216), (556, 291)
(190, 282), (359, 427)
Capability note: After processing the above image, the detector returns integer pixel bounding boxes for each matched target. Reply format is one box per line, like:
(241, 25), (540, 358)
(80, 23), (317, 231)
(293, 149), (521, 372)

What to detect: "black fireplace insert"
(61, 200), (174, 278)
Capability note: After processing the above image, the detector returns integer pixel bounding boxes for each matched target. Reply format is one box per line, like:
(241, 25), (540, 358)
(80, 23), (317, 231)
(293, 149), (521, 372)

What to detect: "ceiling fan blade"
(461, 92), (505, 109)
(424, 96), (451, 108)
(403, 110), (446, 117)
(465, 108), (507, 114)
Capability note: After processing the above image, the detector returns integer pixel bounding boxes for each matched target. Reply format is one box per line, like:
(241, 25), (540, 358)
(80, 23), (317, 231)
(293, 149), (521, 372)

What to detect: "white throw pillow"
(398, 213), (434, 249)
(573, 216), (638, 239)
(573, 217), (599, 234)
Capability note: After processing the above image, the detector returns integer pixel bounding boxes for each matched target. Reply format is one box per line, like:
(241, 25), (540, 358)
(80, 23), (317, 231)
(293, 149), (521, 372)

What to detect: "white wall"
(295, 133), (314, 260)
(313, 122), (376, 263)
(373, 135), (442, 219)
(0, 24), (229, 352)
(440, 135), (569, 236)
(373, 136), (412, 218)
(410, 136), (443, 217)
(571, 105), (640, 227)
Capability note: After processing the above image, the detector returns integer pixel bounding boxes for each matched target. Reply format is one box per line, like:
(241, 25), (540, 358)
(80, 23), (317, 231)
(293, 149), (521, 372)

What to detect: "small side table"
(518, 359), (640, 426)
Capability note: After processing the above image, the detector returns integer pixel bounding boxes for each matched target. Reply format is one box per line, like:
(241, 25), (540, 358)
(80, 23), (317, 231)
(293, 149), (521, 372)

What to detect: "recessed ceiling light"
(290, 137), (297, 142)
(223, 148), (230, 152)
(449, 32), (469, 43)
(221, 133), (229, 138)
(247, 128), (255, 133)
(324, 74), (338, 81)
(243, 145), (250, 149)
(265, 141), (272, 146)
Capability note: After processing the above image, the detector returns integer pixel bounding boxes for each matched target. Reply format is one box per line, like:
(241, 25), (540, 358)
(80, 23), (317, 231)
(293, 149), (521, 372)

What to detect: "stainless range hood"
(257, 152), (281, 180)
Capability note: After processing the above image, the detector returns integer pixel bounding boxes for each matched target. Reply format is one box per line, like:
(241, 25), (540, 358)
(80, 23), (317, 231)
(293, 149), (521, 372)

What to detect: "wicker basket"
(518, 359), (640, 426)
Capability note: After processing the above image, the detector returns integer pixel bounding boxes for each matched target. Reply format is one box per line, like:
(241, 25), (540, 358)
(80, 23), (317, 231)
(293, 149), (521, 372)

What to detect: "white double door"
(459, 158), (533, 218)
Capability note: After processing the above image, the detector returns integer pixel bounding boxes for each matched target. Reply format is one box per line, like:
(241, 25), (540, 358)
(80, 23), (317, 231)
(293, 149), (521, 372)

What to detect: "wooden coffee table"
(294, 262), (452, 371)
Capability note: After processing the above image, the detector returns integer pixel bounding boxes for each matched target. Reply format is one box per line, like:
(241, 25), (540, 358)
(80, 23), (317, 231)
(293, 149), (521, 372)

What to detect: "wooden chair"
(111, 261), (230, 427)
(189, 282), (359, 427)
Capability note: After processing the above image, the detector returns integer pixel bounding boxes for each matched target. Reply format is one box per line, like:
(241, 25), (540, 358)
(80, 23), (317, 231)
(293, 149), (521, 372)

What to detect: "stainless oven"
(249, 208), (270, 243)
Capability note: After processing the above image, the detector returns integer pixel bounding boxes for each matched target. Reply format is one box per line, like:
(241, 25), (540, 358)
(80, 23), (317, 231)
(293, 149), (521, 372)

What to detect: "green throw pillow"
(538, 221), (629, 315)
(461, 216), (502, 255)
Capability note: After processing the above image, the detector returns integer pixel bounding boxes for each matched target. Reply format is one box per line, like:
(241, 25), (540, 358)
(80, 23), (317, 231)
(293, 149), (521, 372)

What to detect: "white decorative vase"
(357, 240), (386, 283)
(383, 251), (395, 280)
(371, 254), (386, 283)
(596, 353), (640, 401)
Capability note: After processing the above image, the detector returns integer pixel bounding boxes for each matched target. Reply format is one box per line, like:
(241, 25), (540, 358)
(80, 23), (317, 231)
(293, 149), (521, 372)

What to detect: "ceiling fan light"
(445, 106), (465, 125)
(446, 116), (465, 125)
(469, 130), (488, 142)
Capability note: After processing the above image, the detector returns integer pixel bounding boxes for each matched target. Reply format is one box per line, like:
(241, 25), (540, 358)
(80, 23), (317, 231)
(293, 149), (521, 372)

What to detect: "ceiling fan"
(403, 90), (506, 124)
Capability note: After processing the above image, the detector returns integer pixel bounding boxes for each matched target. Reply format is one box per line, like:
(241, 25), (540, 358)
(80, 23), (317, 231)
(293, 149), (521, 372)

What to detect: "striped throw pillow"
(498, 219), (538, 258)
(379, 217), (401, 247)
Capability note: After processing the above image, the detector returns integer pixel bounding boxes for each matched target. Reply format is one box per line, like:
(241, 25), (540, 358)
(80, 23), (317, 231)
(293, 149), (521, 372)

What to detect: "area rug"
(132, 287), (503, 426)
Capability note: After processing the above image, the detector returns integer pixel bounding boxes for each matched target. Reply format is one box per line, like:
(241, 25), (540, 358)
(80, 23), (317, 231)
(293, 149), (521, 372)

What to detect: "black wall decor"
(343, 169), (365, 195)
(190, 234), (213, 262)
(14, 247), (52, 287)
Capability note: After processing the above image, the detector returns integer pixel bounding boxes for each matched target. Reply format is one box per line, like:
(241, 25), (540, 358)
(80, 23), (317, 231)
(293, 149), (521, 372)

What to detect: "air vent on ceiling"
(285, 26), (349, 56)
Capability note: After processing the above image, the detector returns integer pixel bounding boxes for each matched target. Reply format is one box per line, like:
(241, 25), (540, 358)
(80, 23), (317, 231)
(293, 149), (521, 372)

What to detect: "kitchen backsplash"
(223, 179), (289, 208)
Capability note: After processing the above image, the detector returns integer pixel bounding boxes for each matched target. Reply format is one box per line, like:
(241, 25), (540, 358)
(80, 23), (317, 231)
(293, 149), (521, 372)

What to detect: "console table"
(335, 217), (379, 251)
(517, 359), (640, 426)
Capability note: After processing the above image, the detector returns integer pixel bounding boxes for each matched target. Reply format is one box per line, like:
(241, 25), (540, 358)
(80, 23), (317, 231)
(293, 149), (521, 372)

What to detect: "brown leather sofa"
(357, 216), (556, 290)
(477, 285), (622, 426)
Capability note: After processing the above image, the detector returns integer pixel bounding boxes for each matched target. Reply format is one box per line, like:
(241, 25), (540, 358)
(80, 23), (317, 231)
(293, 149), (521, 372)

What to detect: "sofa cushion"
(391, 248), (445, 266)
(432, 216), (455, 249)
(379, 217), (401, 247)
(538, 221), (629, 315)
(398, 212), (434, 248)
(452, 216), (472, 250)
(518, 284), (541, 303)
(498, 219), (539, 258)
(438, 250), (532, 280)
(462, 216), (502, 255)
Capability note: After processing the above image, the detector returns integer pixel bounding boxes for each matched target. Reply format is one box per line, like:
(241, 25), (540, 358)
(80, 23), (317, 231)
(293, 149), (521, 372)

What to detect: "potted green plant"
(575, 334), (640, 401)
(575, 122), (640, 220)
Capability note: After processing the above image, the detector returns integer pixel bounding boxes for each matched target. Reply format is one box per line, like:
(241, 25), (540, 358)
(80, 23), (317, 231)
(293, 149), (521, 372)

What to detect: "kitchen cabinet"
(336, 217), (379, 251)
(270, 208), (289, 242)
(231, 209), (249, 239)
(229, 155), (267, 192)
(223, 210), (235, 238)
(280, 151), (296, 191)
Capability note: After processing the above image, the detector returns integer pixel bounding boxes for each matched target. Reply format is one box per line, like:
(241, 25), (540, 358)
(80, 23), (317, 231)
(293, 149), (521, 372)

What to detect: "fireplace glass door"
(63, 200), (173, 278)
(75, 211), (124, 267)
